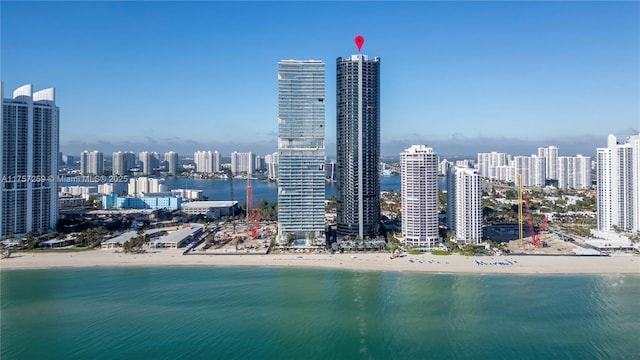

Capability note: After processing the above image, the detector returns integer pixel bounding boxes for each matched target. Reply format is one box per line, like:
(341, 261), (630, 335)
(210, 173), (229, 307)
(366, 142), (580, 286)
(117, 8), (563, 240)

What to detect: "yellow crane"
(518, 173), (524, 248)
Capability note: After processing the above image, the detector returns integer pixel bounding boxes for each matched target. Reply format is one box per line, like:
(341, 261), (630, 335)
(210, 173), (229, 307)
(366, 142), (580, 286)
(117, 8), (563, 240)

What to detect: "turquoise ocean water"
(2, 267), (638, 359)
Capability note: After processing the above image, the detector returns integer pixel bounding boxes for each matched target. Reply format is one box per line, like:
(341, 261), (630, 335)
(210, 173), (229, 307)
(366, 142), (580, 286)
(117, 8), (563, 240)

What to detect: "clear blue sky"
(2, 1), (638, 157)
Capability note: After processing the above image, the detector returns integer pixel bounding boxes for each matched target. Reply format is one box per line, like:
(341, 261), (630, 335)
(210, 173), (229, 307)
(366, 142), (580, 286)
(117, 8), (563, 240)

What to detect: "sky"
(2, 1), (638, 158)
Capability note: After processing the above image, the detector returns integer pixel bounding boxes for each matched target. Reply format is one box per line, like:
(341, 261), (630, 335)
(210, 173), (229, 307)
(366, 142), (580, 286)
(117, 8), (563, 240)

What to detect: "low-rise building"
(181, 201), (239, 219)
(102, 194), (182, 210)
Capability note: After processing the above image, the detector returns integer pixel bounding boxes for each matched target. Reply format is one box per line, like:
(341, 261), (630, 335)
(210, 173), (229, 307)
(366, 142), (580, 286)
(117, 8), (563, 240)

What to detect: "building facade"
(277, 60), (326, 240)
(477, 152), (508, 179)
(596, 134), (640, 233)
(112, 151), (136, 176)
(514, 155), (545, 187)
(538, 146), (559, 180)
(164, 151), (179, 175)
(230, 151), (255, 175)
(80, 150), (103, 176)
(139, 151), (159, 175)
(127, 177), (166, 196)
(194, 150), (214, 173)
(400, 145), (439, 247)
(102, 194), (181, 210)
(557, 155), (591, 190)
(446, 166), (482, 244)
(1, 83), (59, 239)
(336, 54), (381, 238)
(265, 152), (279, 180)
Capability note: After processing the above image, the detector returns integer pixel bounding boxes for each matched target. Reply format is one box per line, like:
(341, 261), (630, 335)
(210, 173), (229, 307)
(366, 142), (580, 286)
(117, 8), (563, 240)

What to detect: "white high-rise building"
(127, 177), (165, 196)
(557, 155), (592, 190)
(265, 152), (279, 180)
(254, 155), (264, 172)
(1, 83), (59, 239)
(80, 150), (104, 176)
(230, 152), (255, 175)
(112, 151), (136, 176)
(538, 146), (559, 180)
(446, 166), (483, 244)
(212, 151), (221, 172)
(477, 152), (508, 179)
(439, 159), (450, 176)
(139, 151), (159, 175)
(164, 151), (179, 175)
(574, 155), (592, 189)
(514, 155), (545, 187)
(401, 145), (439, 248)
(596, 134), (640, 233)
(194, 150), (214, 173)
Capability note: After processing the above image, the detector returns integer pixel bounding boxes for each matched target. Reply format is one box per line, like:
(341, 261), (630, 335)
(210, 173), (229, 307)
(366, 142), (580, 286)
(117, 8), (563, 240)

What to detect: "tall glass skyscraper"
(336, 55), (381, 239)
(277, 60), (326, 242)
(1, 83), (59, 239)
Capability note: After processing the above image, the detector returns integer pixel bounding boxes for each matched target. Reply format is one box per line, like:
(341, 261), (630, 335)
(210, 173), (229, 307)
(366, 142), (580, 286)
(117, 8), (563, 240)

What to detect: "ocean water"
(2, 268), (638, 359)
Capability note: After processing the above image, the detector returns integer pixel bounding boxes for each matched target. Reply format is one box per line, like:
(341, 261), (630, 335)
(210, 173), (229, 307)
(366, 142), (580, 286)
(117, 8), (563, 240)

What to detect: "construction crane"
(518, 173), (547, 248)
(523, 191), (548, 248)
(222, 168), (235, 233)
(518, 174), (524, 248)
(246, 175), (260, 239)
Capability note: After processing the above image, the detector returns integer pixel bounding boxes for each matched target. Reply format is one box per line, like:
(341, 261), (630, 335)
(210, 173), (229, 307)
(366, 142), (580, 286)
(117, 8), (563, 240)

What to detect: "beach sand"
(1, 249), (639, 274)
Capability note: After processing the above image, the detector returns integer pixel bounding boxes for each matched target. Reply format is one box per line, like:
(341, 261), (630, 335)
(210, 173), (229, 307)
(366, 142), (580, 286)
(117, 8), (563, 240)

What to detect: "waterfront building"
(446, 165), (482, 245)
(254, 155), (264, 172)
(336, 54), (381, 238)
(277, 59), (326, 241)
(102, 194), (181, 210)
(212, 151), (221, 172)
(194, 150), (214, 173)
(80, 150), (103, 176)
(112, 151), (136, 176)
(538, 146), (559, 180)
(400, 145), (439, 248)
(98, 182), (127, 195)
(181, 201), (239, 219)
(438, 159), (450, 176)
(455, 159), (473, 169)
(265, 152), (279, 180)
(127, 177), (166, 196)
(325, 159), (336, 182)
(164, 151), (179, 175)
(596, 134), (640, 233)
(230, 151), (255, 175)
(139, 151), (160, 175)
(1, 83), (59, 239)
(59, 185), (97, 200)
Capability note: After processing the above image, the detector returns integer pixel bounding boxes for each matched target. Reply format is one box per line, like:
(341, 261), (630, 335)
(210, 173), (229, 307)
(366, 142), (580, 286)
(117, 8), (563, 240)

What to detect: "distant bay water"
(62, 175), (446, 204)
(1, 268), (638, 360)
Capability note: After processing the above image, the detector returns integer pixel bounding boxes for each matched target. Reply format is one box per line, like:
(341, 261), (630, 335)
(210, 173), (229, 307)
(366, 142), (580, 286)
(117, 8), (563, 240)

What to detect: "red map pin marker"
(355, 35), (365, 52)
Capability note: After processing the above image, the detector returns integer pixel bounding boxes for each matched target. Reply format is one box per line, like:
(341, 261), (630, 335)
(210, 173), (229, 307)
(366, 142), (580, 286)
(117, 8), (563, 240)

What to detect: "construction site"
(503, 174), (593, 255)
(190, 175), (275, 255)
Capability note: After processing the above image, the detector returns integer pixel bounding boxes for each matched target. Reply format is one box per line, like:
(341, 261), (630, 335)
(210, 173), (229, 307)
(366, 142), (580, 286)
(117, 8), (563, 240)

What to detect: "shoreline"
(1, 250), (639, 275)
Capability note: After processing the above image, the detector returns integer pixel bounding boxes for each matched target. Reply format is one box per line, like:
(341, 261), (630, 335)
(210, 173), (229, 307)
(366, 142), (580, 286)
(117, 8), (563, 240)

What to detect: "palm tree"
(122, 241), (133, 254)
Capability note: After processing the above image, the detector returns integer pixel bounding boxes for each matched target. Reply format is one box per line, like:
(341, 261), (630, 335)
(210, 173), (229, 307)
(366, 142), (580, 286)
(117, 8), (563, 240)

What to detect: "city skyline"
(2, 2), (637, 157)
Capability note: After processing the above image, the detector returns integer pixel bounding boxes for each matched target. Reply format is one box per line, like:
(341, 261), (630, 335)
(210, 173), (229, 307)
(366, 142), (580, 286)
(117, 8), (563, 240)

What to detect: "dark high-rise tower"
(336, 55), (381, 238)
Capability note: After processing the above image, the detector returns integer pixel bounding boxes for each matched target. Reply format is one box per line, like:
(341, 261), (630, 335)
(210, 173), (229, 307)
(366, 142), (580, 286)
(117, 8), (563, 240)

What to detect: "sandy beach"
(1, 249), (639, 274)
